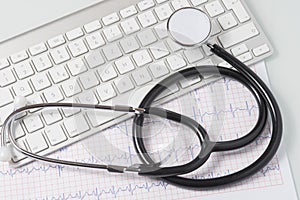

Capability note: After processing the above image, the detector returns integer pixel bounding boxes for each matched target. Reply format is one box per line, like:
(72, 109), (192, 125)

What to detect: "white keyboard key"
(98, 64), (118, 82)
(96, 83), (116, 101)
(103, 25), (123, 42)
(119, 36), (140, 54)
(190, 0), (208, 6)
(150, 42), (170, 59)
(179, 75), (202, 88)
(156, 0), (169, 3)
(171, 0), (190, 10)
(132, 68), (152, 86)
(78, 91), (99, 104)
(184, 47), (204, 63)
(31, 73), (51, 91)
(48, 35), (66, 48)
(61, 107), (81, 117)
(26, 133), (48, 153)
(202, 39), (215, 56)
(253, 44), (270, 56)
(42, 109), (63, 125)
(68, 40), (88, 57)
(0, 58), (10, 69)
(85, 32), (106, 50)
(114, 76), (134, 93)
(137, 29), (157, 46)
(205, 1), (225, 17)
(154, 3), (173, 21)
(45, 124), (67, 145)
(43, 85), (64, 102)
(102, 12), (120, 26)
(79, 72), (100, 89)
(218, 22), (259, 48)
(13, 80), (33, 97)
(23, 114), (44, 133)
(120, 5), (138, 18)
(27, 94), (44, 113)
(115, 56), (135, 74)
(14, 123), (26, 139)
(138, 11), (158, 28)
(87, 110), (124, 127)
(32, 54), (53, 72)
(154, 21), (168, 39)
(211, 20), (221, 36)
(218, 13), (238, 30)
(29, 43), (47, 56)
(237, 52), (253, 62)
(149, 61), (169, 78)
(66, 28), (84, 41)
(166, 38), (183, 52)
(14, 61), (35, 79)
(10, 139), (27, 162)
(84, 20), (102, 33)
(0, 88), (13, 107)
(10, 50), (29, 64)
(167, 55), (187, 71)
(0, 68), (16, 87)
(0, 104), (13, 126)
(102, 43), (122, 61)
(67, 58), (88, 76)
(138, 0), (155, 11)
(222, 0), (250, 23)
(48, 65), (70, 83)
(120, 18), (140, 35)
(156, 84), (179, 100)
(61, 79), (82, 97)
(85, 51), (105, 68)
(132, 49), (152, 67)
(231, 44), (248, 56)
(50, 46), (71, 64)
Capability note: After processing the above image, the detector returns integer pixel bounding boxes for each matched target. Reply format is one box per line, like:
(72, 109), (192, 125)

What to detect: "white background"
(0, 0), (299, 195)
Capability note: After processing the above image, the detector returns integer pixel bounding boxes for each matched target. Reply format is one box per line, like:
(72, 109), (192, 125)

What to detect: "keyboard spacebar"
(218, 22), (259, 48)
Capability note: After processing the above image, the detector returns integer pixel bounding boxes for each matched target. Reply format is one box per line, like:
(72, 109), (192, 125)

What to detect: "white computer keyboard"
(0, 0), (273, 167)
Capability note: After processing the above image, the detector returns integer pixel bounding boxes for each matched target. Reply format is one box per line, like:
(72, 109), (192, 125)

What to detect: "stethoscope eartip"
(0, 146), (12, 162)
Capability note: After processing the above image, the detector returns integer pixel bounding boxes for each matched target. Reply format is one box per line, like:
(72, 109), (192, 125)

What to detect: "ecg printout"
(0, 62), (297, 200)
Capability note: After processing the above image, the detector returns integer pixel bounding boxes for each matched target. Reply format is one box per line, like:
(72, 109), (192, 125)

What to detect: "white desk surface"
(0, 0), (299, 196)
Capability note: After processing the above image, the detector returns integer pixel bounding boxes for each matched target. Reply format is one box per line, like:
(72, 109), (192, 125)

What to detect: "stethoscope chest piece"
(167, 7), (212, 47)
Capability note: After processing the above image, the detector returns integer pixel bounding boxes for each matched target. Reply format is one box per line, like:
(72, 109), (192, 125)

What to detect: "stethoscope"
(0, 8), (282, 188)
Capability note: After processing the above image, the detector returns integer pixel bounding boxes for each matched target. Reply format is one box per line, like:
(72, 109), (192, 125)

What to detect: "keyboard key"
(205, 1), (225, 17)
(222, 0), (250, 23)
(119, 36), (140, 54)
(0, 88), (13, 107)
(23, 114), (44, 133)
(184, 47), (204, 63)
(61, 79), (82, 97)
(42, 109), (63, 125)
(231, 44), (248, 56)
(149, 61), (169, 78)
(132, 49), (152, 67)
(85, 51), (105, 68)
(154, 21), (168, 39)
(86, 110), (124, 127)
(137, 29), (157, 46)
(167, 55), (187, 71)
(103, 25), (123, 42)
(236, 52), (253, 62)
(120, 5), (138, 18)
(68, 40), (88, 57)
(64, 114), (90, 137)
(171, 0), (190, 10)
(48, 35), (66, 48)
(102, 43), (122, 61)
(84, 20), (102, 33)
(102, 12), (120, 26)
(98, 64), (118, 82)
(27, 94), (44, 113)
(115, 56), (135, 74)
(10, 50), (29, 64)
(150, 42), (170, 59)
(138, 0), (155, 11)
(66, 27), (84, 41)
(138, 11), (157, 28)
(13, 80), (33, 97)
(61, 106), (81, 117)
(50, 46), (71, 64)
(45, 124), (67, 146)
(67, 58), (88, 76)
(48, 65), (70, 83)
(10, 139), (27, 162)
(218, 22), (259, 48)
(190, 0), (208, 6)
(156, 0), (169, 3)
(78, 91), (99, 104)
(114, 76), (134, 93)
(43, 85), (64, 102)
(253, 44), (270, 56)
(211, 20), (221, 36)
(179, 75), (202, 88)
(29, 43), (48, 56)
(85, 32), (106, 50)
(96, 83), (117, 101)
(32, 54), (53, 72)
(79, 72), (100, 89)
(31, 73), (51, 91)
(156, 84), (179, 100)
(132, 68), (152, 86)
(218, 13), (238, 30)
(0, 68), (16, 87)
(0, 58), (10, 69)
(14, 123), (26, 139)
(154, 3), (173, 21)
(120, 18), (140, 35)
(166, 38), (183, 52)
(0, 104), (13, 126)
(14, 61), (35, 79)
(26, 132), (48, 153)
